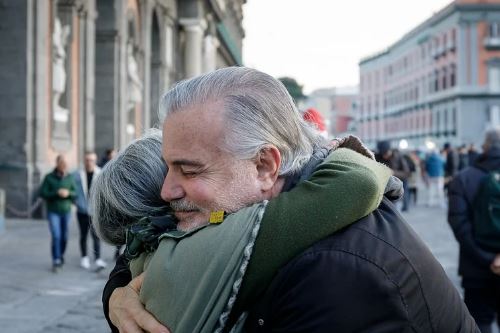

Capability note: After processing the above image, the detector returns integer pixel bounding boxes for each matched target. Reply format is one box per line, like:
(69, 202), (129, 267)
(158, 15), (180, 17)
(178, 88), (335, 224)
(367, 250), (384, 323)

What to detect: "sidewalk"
(0, 217), (115, 333)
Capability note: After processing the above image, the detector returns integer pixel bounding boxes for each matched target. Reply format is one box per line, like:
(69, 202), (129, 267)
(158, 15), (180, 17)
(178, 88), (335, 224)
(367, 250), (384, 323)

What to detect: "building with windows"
(0, 0), (245, 217)
(358, 0), (500, 150)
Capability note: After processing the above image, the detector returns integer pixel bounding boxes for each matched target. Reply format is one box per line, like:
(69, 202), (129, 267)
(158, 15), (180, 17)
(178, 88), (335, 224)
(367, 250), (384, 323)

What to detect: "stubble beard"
(172, 166), (262, 231)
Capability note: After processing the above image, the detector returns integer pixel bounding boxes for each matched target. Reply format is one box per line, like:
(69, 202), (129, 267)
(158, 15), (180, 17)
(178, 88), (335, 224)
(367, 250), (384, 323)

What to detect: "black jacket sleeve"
(102, 255), (132, 333)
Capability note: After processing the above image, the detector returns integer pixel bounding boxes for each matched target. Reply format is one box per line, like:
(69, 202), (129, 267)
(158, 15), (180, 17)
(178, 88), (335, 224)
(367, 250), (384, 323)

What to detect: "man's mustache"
(169, 200), (202, 212)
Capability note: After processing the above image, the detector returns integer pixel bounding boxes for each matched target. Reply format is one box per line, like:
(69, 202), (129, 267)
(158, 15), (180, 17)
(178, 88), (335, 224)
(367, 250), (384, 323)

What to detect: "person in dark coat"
(443, 142), (460, 182)
(448, 127), (500, 333)
(459, 144), (470, 171)
(100, 67), (479, 333)
(98, 148), (116, 168)
(375, 140), (411, 211)
(469, 143), (481, 165)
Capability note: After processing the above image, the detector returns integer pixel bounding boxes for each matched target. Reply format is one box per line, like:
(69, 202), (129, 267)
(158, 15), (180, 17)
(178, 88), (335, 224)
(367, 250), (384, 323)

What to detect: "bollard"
(0, 189), (4, 234)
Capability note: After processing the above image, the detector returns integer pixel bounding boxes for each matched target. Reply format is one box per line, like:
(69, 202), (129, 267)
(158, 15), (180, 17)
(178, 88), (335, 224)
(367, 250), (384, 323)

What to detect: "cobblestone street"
(0, 202), (496, 332)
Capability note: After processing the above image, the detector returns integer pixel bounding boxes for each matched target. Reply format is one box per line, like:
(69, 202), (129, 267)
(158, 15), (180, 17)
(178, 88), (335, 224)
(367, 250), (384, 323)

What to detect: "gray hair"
(484, 126), (500, 150)
(89, 129), (169, 245)
(159, 67), (324, 176)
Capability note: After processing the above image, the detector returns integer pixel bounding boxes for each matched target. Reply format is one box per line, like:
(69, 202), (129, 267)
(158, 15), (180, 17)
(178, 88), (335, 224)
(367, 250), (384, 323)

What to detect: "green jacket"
(129, 147), (391, 333)
(40, 169), (77, 214)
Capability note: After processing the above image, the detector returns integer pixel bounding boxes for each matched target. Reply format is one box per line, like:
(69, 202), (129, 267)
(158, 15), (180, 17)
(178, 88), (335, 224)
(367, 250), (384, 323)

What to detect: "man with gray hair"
(448, 127), (500, 333)
(103, 67), (478, 333)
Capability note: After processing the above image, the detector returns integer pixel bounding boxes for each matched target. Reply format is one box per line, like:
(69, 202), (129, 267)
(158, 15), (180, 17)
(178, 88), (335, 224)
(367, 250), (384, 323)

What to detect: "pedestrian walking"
(375, 141), (411, 211)
(405, 150), (421, 206)
(448, 127), (500, 333)
(40, 154), (76, 272)
(72, 152), (107, 271)
(443, 142), (460, 186)
(425, 149), (446, 207)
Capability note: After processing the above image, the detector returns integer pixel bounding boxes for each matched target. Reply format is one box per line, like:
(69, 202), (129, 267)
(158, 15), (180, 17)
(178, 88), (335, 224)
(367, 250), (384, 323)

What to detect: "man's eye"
(181, 170), (198, 177)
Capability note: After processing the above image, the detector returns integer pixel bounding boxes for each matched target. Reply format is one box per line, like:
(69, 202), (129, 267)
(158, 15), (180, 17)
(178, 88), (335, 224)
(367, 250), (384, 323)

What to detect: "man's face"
(161, 101), (264, 231)
(56, 156), (67, 173)
(84, 153), (97, 172)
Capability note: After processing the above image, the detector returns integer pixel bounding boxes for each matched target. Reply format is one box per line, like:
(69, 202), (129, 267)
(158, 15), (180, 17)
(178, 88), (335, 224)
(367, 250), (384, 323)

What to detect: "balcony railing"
(484, 36), (500, 49)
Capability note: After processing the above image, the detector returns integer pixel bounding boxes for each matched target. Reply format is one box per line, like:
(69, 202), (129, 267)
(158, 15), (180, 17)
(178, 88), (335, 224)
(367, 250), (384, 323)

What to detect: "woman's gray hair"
(89, 129), (169, 245)
(159, 66), (324, 176)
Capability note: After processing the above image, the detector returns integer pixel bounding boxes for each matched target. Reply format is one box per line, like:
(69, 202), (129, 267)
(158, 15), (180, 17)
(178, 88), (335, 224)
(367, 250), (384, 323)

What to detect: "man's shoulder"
(452, 165), (485, 187)
(251, 201), (463, 332)
(282, 199), (443, 285)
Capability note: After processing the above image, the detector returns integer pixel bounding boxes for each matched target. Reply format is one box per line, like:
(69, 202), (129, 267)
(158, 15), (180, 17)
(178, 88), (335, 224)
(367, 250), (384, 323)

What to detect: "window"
(450, 64), (456, 87)
(488, 63), (500, 92)
(444, 108), (449, 131)
(442, 67), (448, 90)
(489, 22), (500, 38)
(434, 70), (440, 92)
(450, 28), (456, 51)
(452, 107), (457, 130)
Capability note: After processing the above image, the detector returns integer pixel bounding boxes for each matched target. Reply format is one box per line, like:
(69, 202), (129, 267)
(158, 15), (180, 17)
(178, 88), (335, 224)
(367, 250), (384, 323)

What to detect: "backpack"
(473, 169), (500, 252)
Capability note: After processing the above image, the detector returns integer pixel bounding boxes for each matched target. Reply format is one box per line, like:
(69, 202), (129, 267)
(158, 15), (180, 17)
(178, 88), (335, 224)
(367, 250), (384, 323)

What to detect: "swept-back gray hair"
(484, 126), (500, 150)
(159, 67), (324, 176)
(89, 129), (169, 245)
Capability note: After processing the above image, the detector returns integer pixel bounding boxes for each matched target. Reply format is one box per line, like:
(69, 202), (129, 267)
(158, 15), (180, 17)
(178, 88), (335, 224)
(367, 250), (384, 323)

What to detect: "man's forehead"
(162, 103), (226, 162)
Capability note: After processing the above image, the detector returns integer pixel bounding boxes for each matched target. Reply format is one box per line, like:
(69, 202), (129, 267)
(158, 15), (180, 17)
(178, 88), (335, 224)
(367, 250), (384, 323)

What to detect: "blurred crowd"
(374, 140), (481, 211)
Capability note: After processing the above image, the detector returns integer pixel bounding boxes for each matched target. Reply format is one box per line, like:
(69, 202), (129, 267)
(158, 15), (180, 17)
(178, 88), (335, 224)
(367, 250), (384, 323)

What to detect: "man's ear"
(256, 146), (281, 192)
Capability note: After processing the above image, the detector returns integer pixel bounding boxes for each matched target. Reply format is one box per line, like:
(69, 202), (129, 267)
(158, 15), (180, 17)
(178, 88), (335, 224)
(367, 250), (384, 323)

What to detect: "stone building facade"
(0, 0), (245, 216)
(358, 0), (500, 150)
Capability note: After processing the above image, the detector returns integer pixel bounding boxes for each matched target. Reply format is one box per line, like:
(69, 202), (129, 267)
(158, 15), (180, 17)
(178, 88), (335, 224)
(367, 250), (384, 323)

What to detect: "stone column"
(180, 18), (206, 78)
(83, 0), (96, 156)
(203, 34), (219, 73)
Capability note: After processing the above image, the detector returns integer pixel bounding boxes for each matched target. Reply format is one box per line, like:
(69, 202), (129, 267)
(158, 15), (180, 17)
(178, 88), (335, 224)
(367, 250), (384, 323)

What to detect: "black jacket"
(242, 198), (478, 333)
(447, 147), (500, 287)
(445, 149), (460, 179)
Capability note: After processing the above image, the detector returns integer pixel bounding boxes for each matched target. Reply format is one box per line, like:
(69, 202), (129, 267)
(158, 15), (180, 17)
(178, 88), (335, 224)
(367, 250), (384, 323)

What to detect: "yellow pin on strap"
(209, 210), (225, 224)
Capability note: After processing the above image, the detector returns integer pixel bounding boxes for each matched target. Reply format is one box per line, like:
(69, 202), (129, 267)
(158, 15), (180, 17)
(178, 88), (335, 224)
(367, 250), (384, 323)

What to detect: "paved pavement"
(0, 202), (497, 332)
(0, 216), (115, 333)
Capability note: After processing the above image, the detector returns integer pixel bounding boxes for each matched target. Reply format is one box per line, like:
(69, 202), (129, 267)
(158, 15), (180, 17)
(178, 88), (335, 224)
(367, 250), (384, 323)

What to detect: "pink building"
(358, 0), (500, 150)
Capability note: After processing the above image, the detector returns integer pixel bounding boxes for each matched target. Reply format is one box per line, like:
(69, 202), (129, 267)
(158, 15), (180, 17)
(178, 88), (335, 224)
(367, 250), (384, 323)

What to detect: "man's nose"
(161, 171), (184, 202)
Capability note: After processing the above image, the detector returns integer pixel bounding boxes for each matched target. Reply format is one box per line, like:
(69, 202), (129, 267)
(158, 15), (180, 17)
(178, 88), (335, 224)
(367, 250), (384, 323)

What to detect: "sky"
(242, 0), (453, 94)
